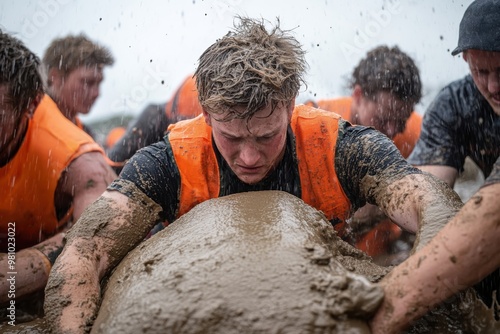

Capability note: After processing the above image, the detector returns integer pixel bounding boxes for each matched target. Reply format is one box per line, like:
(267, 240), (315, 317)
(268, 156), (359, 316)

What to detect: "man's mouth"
(490, 94), (500, 104)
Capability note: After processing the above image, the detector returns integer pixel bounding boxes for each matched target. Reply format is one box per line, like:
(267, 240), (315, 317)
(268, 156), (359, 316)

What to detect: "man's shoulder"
(30, 96), (103, 166)
(34, 95), (97, 143)
(426, 75), (487, 121)
(438, 75), (479, 105)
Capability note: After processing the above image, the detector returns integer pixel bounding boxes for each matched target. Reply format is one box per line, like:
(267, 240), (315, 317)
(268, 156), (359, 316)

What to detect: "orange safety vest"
(168, 104), (351, 221)
(105, 126), (126, 148)
(310, 97), (422, 159)
(0, 95), (103, 251)
(165, 75), (203, 120)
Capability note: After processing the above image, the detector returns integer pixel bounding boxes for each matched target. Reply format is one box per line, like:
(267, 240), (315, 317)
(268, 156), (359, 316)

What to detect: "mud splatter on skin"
(85, 179), (96, 189)
(44, 180), (162, 333)
(361, 170), (463, 251)
(66, 179), (162, 270)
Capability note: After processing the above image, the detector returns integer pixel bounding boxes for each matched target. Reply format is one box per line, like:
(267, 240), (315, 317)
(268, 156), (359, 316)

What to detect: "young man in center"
(45, 17), (463, 333)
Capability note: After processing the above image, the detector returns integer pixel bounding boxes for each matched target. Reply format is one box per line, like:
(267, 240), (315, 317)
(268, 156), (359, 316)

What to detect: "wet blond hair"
(195, 17), (307, 121)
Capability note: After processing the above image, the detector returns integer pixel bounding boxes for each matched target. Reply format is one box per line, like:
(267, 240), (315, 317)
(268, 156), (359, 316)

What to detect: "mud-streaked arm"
(366, 172), (463, 249)
(44, 184), (162, 334)
(0, 233), (62, 304)
(370, 182), (500, 333)
(336, 124), (463, 244)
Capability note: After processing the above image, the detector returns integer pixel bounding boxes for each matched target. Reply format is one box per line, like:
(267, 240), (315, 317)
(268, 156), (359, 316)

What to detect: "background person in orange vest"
(44, 17), (464, 333)
(107, 75), (202, 173)
(43, 34), (114, 139)
(0, 31), (117, 307)
(104, 126), (126, 150)
(307, 45), (422, 264)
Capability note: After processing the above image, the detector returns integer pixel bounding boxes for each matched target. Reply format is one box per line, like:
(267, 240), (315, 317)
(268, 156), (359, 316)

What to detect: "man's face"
(353, 90), (413, 139)
(205, 102), (294, 185)
(464, 49), (500, 116)
(50, 65), (104, 117)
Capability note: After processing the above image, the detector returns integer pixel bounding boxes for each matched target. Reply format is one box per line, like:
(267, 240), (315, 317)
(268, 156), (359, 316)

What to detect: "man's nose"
(239, 142), (260, 166)
(487, 72), (500, 94)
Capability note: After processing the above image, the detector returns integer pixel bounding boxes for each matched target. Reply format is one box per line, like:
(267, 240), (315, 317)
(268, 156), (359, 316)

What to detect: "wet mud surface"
(4, 191), (499, 333)
(92, 191), (386, 333)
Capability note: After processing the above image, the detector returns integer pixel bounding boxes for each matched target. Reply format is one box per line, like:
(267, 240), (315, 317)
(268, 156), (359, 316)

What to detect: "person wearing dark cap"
(369, 0), (500, 332)
(408, 0), (500, 186)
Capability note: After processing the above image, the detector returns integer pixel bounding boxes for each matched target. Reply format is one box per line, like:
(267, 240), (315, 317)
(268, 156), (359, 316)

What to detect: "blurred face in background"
(351, 86), (413, 139)
(48, 64), (104, 120)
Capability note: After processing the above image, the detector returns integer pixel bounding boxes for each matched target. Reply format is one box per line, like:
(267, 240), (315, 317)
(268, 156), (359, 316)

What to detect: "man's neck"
(48, 93), (78, 125)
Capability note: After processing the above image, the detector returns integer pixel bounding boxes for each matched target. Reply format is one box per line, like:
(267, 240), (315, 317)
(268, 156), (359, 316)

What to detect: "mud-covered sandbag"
(92, 191), (387, 334)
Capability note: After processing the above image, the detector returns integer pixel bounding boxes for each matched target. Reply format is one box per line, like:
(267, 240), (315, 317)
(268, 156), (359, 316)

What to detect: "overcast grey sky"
(1, 0), (473, 122)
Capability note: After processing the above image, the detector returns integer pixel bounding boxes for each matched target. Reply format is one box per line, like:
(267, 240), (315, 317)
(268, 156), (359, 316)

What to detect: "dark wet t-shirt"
(110, 120), (420, 223)
(408, 75), (500, 178)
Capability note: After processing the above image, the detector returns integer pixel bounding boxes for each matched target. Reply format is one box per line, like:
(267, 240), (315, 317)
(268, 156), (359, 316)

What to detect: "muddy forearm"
(0, 232), (65, 304)
(370, 184), (500, 333)
(45, 190), (162, 332)
(45, 239), (103, 334)
(0, 248), (51, 304)
(376, 174), (462, 244)
(411, 174), (463, 251)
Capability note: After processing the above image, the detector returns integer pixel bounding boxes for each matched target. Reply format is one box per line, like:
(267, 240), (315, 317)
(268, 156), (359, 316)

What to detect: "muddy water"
(92, 191), (387, 334)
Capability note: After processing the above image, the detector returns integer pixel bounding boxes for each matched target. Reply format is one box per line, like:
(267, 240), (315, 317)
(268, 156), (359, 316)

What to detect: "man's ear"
(202, 108), (212, 126)
(352, 84), (364, 103)
(47, 67), (63, 88)
(462, 50), (468, 63)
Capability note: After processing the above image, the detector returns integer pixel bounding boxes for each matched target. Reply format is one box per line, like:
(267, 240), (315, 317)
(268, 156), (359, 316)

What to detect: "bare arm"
(370, 182), (500, 333)
(62, 151), (117, 220)
(44, 184), (162, 334)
